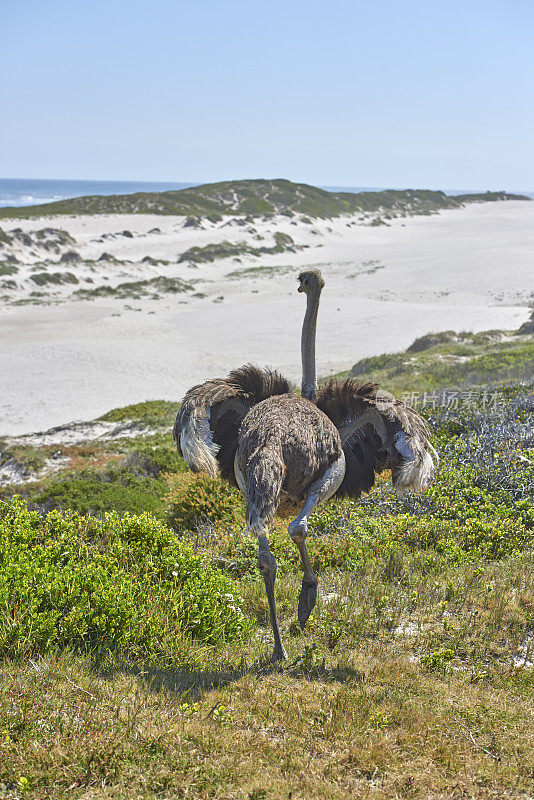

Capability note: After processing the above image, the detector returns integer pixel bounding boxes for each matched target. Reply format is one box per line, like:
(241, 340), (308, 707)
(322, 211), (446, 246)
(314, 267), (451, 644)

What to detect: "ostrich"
(174, 270), (437, 660)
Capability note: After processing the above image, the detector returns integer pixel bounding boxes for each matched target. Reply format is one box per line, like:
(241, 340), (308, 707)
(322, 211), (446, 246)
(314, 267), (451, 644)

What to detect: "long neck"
(301, 288), (321, 402)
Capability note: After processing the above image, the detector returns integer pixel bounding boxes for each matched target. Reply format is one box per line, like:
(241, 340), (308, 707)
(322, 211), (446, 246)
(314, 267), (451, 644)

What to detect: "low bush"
(100, 399), (180, 427)
(0, 226), (12, 245)
(32, 470), (168, 517)
(126, 441), (186, 475)
(0, 499), (251, 662)
(166, 473), (245, 531)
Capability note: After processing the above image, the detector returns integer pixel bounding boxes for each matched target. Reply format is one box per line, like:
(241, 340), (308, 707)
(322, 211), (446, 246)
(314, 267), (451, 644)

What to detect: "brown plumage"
(175, 364), (436, 508)
(316, 377), (436, 497)
(174, 365), (291, 484)
(237, 393), (342, 524)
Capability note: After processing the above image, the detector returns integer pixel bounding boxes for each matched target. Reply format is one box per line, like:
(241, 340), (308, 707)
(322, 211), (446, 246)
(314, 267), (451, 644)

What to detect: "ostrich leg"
(288, 452), (345, 629)
(257, 533), (287, 661)
(235, 453), (287, 661)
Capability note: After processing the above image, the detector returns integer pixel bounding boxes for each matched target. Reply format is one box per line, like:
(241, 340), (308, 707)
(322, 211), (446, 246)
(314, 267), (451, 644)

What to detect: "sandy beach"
(0, 200), (532, 435)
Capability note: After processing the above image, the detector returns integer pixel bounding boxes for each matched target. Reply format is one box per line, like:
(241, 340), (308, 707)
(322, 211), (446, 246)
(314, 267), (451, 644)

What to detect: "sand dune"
(0, 200), (532, 435)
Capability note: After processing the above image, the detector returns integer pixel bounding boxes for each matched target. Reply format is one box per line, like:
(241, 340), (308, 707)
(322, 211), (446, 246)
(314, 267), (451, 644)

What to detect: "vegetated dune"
(0, 176), (529, 219)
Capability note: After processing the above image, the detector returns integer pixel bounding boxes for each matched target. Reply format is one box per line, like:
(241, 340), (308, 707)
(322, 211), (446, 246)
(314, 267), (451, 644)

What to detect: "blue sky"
(3, 0), (533, 190)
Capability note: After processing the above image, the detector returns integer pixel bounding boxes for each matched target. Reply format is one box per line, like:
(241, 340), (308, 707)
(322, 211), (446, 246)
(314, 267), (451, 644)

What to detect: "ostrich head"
(297, 269), (325, 295)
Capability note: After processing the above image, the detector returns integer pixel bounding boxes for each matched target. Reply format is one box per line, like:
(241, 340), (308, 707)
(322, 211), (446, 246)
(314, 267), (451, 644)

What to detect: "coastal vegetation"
(178, 232), (303, 264)
(30, 271), (78, 286)
(0, 178), (529, 220)
(0, 262), (18, 276)
(73, 275), (194, 301)
(0, 327), (532, 798)
(0, 226), (12, 245)
(343, 330), (534, 394)
(226, 263), (295, 279)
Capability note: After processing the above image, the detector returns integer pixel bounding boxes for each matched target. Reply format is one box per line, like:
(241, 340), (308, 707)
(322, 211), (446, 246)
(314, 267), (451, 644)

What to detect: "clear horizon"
(1, 176), (533, 196)
(3, 0), (533, 190)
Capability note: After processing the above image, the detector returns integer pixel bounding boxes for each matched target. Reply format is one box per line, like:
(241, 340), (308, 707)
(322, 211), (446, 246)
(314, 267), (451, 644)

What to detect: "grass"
(0, 532), (532, 798)
(0, 227), (12, 244)
(178, 234), (303, 265)
(73, 276), (194, 301)
(226, 264), (295, 279)
(1, 433), (187, 516)
(0, 622), (532, 800)
(29, 271), (79, 286)
(338, 330), (534, 394)
(0, 443), (49, 474)
(31, 470), (170, 516)
(346, 258), (385, 278)
(99, 399), (181, 427)
(0, 340), (532, 797)
(0, 178), (529, 220)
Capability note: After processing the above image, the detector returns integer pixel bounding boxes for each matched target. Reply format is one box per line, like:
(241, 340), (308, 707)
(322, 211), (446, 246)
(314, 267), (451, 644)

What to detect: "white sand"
(0, 201), (532, 435)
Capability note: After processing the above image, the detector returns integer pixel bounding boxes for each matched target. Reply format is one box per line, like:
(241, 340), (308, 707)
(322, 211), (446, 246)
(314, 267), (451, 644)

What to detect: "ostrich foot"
(298, 576), (318, 630)
(272, 642), (288, 661)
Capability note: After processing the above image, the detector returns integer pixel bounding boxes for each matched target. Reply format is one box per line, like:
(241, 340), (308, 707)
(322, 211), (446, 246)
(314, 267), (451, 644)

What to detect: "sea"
(0, 178), (196, 208)
(1, 177), (531, 208)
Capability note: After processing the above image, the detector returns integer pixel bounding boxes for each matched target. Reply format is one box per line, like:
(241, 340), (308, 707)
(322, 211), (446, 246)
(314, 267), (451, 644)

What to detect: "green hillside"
(0, 178), (529, 219)
(332, 329), (534, 395)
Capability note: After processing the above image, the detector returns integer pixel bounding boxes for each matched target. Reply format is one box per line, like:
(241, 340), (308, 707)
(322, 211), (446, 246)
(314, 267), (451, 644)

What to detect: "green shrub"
(346, 335), (534, 394)
(0, 226), (12, 244)
(29, 271), (78, 286)
(128, 442), (186, 475)
(99, 400), (180, 427)
(166, 474), (245, 531)
(427, 465), (532, 533)
(0, 499), (251, 661)
(32, 472), (168, 517)
(0, 444), (47, 472)
(421, 648), (455, 672)
(207, 511), (406, 579)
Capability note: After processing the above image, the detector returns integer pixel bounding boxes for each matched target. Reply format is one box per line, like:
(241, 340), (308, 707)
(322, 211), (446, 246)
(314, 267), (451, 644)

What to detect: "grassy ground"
(1, 603), (532, 800)
(1, 531), (532, 798)
(0, 338), (532, 798)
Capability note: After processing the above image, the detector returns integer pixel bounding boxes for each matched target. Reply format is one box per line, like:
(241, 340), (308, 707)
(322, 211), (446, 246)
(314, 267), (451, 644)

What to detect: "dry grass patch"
(0, 646), (532, 800)
(1, 548), (532, 799)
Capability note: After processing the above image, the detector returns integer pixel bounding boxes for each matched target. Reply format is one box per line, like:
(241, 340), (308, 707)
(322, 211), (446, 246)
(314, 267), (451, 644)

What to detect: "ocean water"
(0, 178), (196, 208)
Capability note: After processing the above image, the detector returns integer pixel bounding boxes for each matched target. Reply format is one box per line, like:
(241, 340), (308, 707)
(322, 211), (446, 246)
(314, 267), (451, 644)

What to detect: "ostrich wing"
(173, 365), (291, 482)
(316, 379), (438, 499)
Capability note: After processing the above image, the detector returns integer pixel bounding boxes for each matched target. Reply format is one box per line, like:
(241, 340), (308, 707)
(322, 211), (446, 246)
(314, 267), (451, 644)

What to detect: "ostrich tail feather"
(174, 364), (292, 480)
(177, 407), (220, 478)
